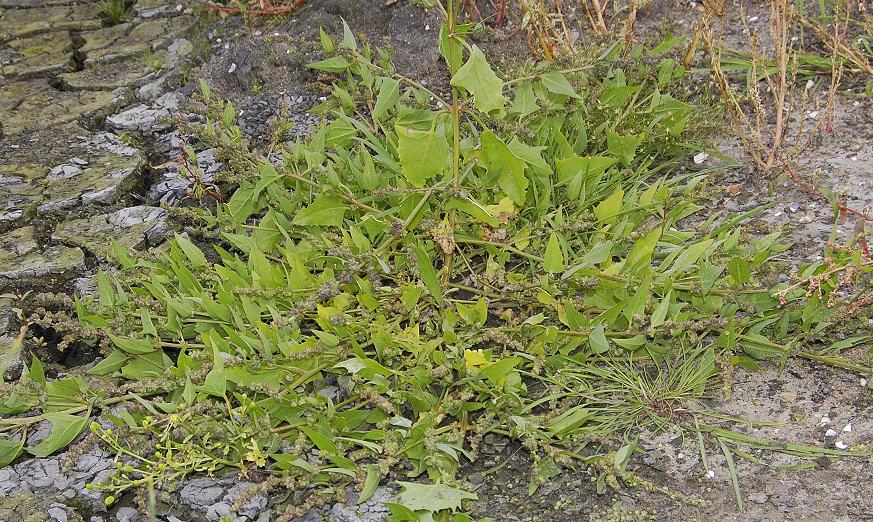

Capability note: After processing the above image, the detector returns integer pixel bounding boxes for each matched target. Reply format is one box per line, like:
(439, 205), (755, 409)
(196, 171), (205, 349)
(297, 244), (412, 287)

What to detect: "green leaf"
(508, 137), (550, 173)
(413, 244), (443, 305)
(456, 297), (487, 326)
(588, 323), (610, 354)
(599, 85), (641, 109)
(175, 233), (207, 268)
(319, 27), (335, 53)
(358, 464), (380, 504)
(201, 335), (227, 397)
(373, 77), (400, 122)
(623, 273), (652, 324)
(300, 426), (339, 454)
(108, 335), (155, 355)
(650, 290), (672, 328)
(606, 130), (643, 166)
(562, 241), (613, 279)
(529, 456), (562, 495)
(556, 155), (616, 200)
(741, 334), (782, 360)
(86, 350), (128, 376)
(395, 124), (449, 187)
(510, 81), (537, 116)
(341, 18), (357, 49)
(0, 436), (24, 467)
(307, 56), (351, 73)
(450, 45), (505, 114)
(479, 131), (528, 205)
(479, 357), (521, 385)
(547, 405), (592, 436)
(293, 195), (347, 227)
(26, 413), (88, 458)
(664, 239), (713, 275)
(396, 482), (477, 513)
(373, 77), (400, 121)
(400, 285), (423, 313)
(544, 233), (565, 273)
(728, 256), (750, 285)
(28, 354), (45, 388)
(540, 71), (581, 99)
(623, 227), (661, 274)
(594, 188), (624, 224)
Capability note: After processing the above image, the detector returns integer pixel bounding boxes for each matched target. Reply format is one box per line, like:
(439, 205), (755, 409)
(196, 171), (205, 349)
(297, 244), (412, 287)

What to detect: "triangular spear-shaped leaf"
(396, 124), (449, 187)
(0, 436), (24, 467)
(479, 131), (528, 205)
(450, 45), (505, 114)
(412, 244), (443, 305)
(26, 413), (88, 458)
(293, 195), (347, 227)
(396, 482), (478, 513)
(544, 233), (565, 273)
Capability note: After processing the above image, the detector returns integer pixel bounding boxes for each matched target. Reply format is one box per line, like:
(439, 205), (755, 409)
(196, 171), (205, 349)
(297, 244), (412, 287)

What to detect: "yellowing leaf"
(450, 45), (505, 114)
(594, 188), (624, 224)
(464, 349), (488, 368)
(484, 197), (517, 223)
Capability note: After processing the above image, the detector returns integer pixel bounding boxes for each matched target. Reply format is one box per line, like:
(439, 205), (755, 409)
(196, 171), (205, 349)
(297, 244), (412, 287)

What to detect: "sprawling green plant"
(1, 2), (871, 519)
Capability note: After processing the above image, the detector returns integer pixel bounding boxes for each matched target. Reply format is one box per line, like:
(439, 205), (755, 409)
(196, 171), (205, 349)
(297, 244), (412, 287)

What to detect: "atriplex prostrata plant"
(2, 4), (872, 521)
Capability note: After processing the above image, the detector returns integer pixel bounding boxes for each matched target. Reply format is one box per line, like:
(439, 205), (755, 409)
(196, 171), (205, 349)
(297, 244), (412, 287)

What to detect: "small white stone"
(807, 110), (819, 119)
(862, 378), (868, 386)
(825, 428), (838, 437)
(843, 423), (852, 433)
(176, 3), (182, 10)
(706, 470), (715, 479)
(425, 24), (430, 30)
(851, 156), (858, 161)
(227, 63), (237, 74)
(820, 415), (831, 425)
(749, 16), (759, 22)
(806, 79), (815, 89)
(693, 152), (709, 164)
(835, 440), (848, 450)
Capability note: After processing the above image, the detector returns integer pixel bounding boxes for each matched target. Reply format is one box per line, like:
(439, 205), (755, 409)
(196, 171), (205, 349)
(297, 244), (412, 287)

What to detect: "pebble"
(835, 441), (848, 450)
(825, 428), (837, 437)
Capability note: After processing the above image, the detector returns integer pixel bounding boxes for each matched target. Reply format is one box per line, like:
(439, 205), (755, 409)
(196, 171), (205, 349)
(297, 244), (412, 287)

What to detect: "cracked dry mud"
(1, 0), (872, 521)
